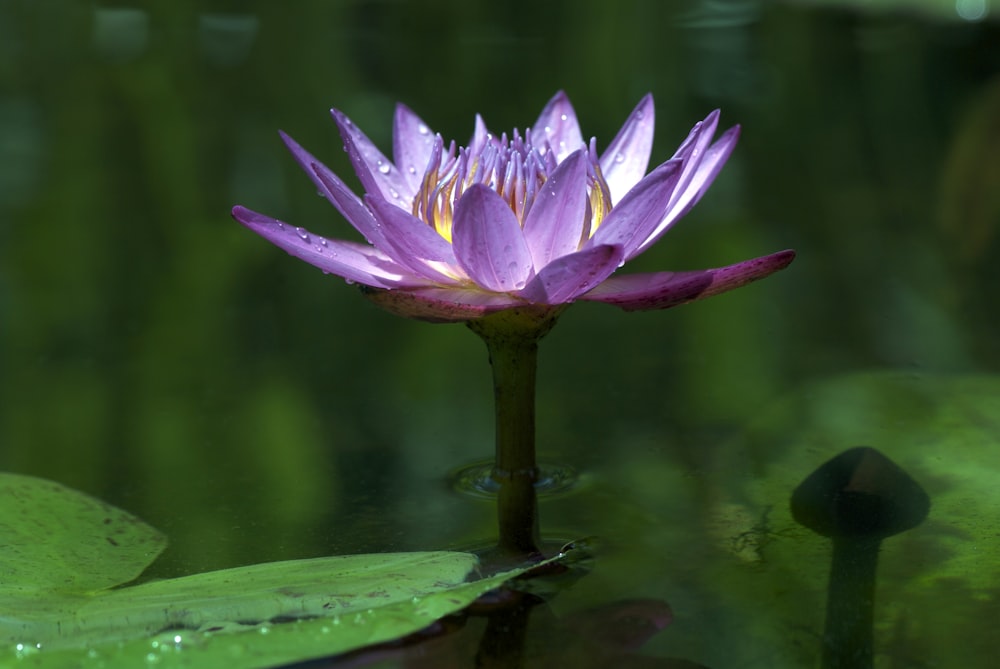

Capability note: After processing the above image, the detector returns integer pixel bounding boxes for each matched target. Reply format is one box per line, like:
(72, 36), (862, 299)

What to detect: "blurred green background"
(2, 0), (999, 666)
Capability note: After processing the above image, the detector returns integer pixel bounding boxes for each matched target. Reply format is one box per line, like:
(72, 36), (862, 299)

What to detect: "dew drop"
(295, 227), (309, 241)
(560, 114), (567, 121)
(276, 221), (285, 230)
(319, 237), (329, 246)
(407, 165), (417, 175)
(417, 123), (429, 135)
(389, 187), (399, 199)
(376, 160), (391, 175)
(614, 153), (625, 164)
(636, 109), (645, 119)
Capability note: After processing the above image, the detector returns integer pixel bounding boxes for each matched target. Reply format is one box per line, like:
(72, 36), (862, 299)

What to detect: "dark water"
(2, 0), (999, 666)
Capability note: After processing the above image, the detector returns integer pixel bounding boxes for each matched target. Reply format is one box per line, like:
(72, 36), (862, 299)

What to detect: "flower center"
(412, 129), (612, 245)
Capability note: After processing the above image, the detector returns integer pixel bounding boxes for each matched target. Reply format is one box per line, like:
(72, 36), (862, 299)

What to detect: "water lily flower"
(232, 91), (793, 323)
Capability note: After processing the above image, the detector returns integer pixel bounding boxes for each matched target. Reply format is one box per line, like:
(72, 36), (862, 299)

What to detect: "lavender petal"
(522, 149), (589, 268)
(531, 91), (585, 163)
(393, 103), (436, 197)
(519, 244), (625, 305)
(599, 94), (655, 205)
(231, 206), (426, 288)
(582, 249), (796, 310)
(452, 184), (534, 292)
(588, 159), (683, 258)
(332, 108), (413, 205)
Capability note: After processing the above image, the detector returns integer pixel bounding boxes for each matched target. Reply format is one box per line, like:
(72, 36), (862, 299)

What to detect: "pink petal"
(519, 244), (625, 305)
(522, 149), (588, 268)
(582, 249), (796, 310)
(452, 184), (533, 292)
(393, 103), (436, 197)
(280, 132), (386, 246)
(360, 285), (528, 323)
(231, 206), (427, 289)
(531, 91), (585, 163)
(468, 113), (490, 157)
(364, 194), (463, 284)
(588, 159), (684, 258)
(633, 124), (740, 258)
(599, 94), (655, 205)
(332, 108), (413, 205)
(669, 109), (720, 164)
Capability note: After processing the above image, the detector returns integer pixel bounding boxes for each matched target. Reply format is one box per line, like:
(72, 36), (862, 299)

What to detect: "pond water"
(2, 0), (999, 667)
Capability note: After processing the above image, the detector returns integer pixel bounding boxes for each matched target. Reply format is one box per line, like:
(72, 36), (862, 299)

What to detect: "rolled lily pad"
(0, 472), (571, 668)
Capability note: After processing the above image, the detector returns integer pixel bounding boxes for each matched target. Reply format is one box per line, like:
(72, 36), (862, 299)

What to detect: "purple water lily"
(232, 91), (793, 323)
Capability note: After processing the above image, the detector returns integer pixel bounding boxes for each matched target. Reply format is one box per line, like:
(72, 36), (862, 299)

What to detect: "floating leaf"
(5, 552), (568, 669)
(0, 472), (167, 593)
(0, 472), (579, 668)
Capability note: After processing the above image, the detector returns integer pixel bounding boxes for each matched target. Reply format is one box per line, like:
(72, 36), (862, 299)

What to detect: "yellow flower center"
(411, 130), (612, 247)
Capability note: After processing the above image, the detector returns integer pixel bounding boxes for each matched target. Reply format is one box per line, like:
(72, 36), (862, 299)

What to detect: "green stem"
(468, 307), (561, 557)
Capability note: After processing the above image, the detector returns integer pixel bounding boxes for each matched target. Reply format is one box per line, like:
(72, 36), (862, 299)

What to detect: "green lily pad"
(0, 472), (572, 668)
(0, 472), (167, 593)
(706, 371), (1000, 666)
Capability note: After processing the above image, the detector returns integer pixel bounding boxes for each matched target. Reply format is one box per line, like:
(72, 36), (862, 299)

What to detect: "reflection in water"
(91, 7), (148, 62)
(198, 14), (259, 68)
(2, 1), (999, 667)
(0, 98), (45, 207)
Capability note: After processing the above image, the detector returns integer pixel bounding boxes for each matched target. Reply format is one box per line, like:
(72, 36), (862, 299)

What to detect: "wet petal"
(600, 94), (655, 204)
(452, 184), (534, 292)
(361, 285), (527, 323)
(588, 159), (683, 258)
(393, 103), (436, 197)
(332, 108), (412, 205)
(364, 194), (462, 284)
(231, 206), (426, 289)
(633, 124), (739, 258)
(522, 149), (588, 268)
(280, 132), (386, 246)
(582, 249), (796, 310)
(532, 91), (584, 163)
(519, 244), (625, 304)
(468, 113), (490, 157)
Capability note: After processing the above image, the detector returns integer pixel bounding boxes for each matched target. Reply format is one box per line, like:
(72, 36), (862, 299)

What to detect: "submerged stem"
(468, 307), (562, 557)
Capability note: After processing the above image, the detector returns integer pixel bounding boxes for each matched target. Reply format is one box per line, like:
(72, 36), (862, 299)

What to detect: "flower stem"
(468, 307), (562, 557)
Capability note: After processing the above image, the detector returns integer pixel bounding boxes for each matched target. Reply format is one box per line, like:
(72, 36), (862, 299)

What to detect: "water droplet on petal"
(636, 109), (645, 119)
(276, 221), (285, 229)
(377, 161), (391, 175)
(389, 188), (399, 199)
(560, 114), (568, 121)
(407, 165), (417, 175)
(614, 153), (625, 164)
(295, 227), (309, 241)
(319, 237), (329, 246)
(417, 123), (429, 135)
